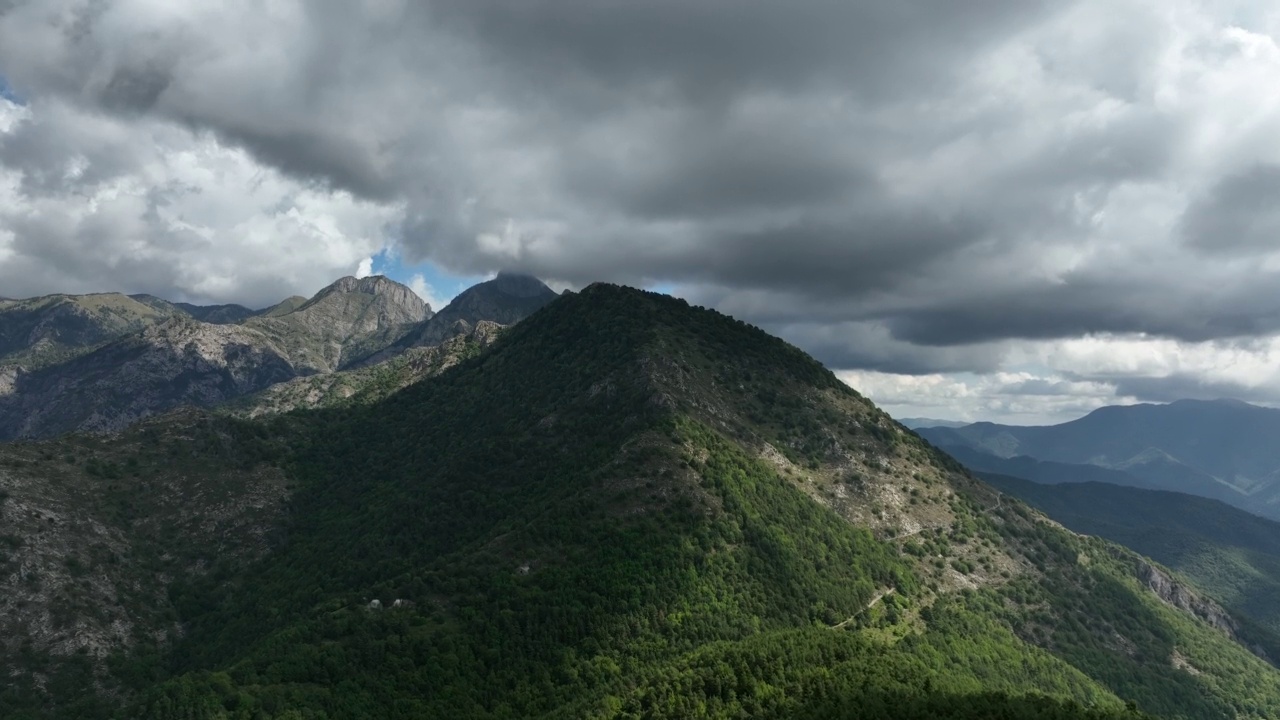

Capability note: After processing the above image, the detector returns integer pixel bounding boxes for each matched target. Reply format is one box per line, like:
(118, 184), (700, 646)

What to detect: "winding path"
(829, 588), (896, 630)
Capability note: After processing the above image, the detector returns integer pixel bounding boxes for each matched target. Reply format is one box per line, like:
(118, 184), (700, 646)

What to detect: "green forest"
(3, 285), (1276, 719)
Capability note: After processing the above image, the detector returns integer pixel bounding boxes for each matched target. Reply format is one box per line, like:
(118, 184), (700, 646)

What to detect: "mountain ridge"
(0, 275), (553, 440)
(2, 283), (1279, 717)
(122, 284), (1280, 717)
(917, 400), (1280, 520)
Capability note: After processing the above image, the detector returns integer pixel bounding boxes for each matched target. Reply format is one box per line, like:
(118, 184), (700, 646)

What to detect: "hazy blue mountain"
(918, 400), (1280, 520)
(931, 443), (1159, 489)
(898, 417), (969, 429)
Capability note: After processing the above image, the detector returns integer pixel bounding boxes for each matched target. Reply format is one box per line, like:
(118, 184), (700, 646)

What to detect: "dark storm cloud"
(2, 0), (1280, 388)
(565, 122), (876, 221)
(671, 210), (989, 304)
(431, 0), (1055, 101)
(768, 320), (1008, 375)
(886, 269), (1280, 347)
(1181, 164), (1280, 254)
(1099, 374), (1280, 406)
(100, 63), (172, 113)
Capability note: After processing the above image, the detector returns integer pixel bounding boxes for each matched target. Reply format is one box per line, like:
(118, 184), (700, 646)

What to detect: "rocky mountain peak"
(306, 275), (430, 316)
(242, 275), (431, 374)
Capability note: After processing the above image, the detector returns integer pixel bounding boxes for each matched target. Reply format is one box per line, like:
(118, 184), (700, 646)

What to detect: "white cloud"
(0, 98), (399, 306)
(851, 333), (1280, 424)
(355, 257), (375, 279)
(840, 369), (1130, 426)
(407, 273), (449, 311)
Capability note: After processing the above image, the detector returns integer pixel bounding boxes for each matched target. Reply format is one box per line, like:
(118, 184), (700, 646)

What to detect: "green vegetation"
(2, 284), (1278, 718)
(0, 411), (297, 719)
(985, 473), (1280, 643)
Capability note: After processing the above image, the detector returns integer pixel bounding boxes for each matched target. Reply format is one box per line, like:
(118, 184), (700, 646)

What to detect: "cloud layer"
(2, 0), (1280, 419)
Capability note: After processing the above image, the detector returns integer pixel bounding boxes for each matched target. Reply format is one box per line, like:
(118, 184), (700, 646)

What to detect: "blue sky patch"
(0, 75), (24, 104)
(363, 249), (486, 309)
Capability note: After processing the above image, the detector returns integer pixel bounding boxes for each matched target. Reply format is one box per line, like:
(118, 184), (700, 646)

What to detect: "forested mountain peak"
(3, 283), (1280, 718)
(489, 270), (560, 297)
(118, 283), (1279, 718)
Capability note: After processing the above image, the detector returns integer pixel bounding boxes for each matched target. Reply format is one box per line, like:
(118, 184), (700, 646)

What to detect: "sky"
(1, 1), (1280, 424)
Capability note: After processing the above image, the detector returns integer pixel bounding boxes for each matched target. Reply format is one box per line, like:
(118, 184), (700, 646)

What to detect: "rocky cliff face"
(127, 294), (261, 325)
(0, 277), (429, 439)
(0, 318), (298, 439)
(0, 411), (291, 691)
(246, 275), (431, 373)
(1132, 556), (1272, 662)
(230, 320), (504, 418)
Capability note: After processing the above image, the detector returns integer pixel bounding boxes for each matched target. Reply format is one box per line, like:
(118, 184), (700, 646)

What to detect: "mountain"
(0, 277), (430, 440)
(933, 444), (1161, 489)
(917, 400), (1280, 521)
(128, 295), (262, 325)
(0, 293), (182, 370)
(899, 417), (969, 430)
(258, 295), (308, 318)
(362, 271), (557, 364)
(983, 473), (1280, 642)
(6, 283), (1280, 718)
(0, 410), (296, 716)
(226, 320), (503, 418)
(173, 302), (259, 324)
(0, 318), (297, 439)
(243, 275), (431, 373)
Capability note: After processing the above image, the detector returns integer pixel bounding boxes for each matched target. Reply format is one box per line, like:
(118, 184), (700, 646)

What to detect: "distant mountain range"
(916, 399), (1280, 522)
(0, 272), (558, 439)
(898, 417), (969, 429)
